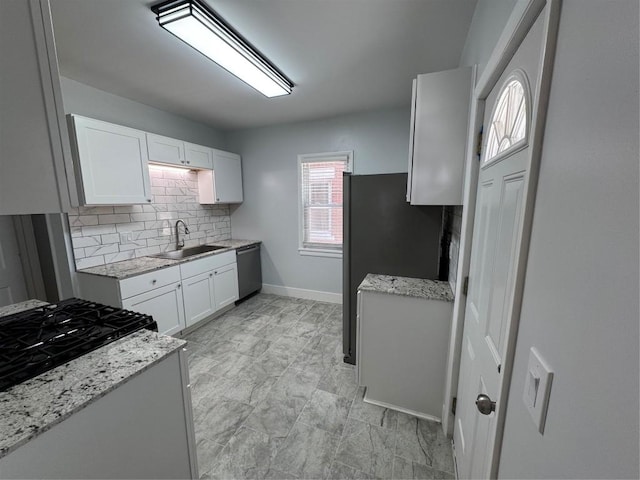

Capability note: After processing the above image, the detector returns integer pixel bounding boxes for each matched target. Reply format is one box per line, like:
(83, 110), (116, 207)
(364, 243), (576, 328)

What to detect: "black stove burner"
(0, 298), (157, 392)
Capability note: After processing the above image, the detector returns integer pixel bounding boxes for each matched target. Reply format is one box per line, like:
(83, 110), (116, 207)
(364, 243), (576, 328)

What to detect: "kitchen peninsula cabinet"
(69, 115), (153, 205)
(407, 66), (473, 206)
(0, 331), (198, 479)
(357, 274), (454, 420)
(0, 0), (78, 214)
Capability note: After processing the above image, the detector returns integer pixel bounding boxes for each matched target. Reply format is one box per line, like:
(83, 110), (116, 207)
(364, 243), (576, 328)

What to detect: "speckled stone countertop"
(77, 239), (261, 280)
(0, 299), (48, 317)
(358, 274), (454, 302)
(0, 324), (185, 459)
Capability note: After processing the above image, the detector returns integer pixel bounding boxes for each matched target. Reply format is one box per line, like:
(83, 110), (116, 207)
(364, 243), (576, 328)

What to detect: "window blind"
(300, 155), (349, 251)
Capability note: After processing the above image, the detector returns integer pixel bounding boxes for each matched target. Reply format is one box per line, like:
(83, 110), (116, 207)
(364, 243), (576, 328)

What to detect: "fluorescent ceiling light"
(152, 0), (293, 98)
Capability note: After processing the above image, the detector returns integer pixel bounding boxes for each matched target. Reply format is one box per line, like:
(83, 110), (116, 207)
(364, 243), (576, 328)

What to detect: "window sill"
(298, 248), (343, 259)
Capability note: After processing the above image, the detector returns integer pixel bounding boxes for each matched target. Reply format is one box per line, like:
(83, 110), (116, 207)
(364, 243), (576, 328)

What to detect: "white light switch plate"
(523, 347), (553, 434)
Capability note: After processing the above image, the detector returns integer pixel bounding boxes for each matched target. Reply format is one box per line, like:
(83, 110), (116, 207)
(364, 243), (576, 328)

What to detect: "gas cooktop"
(0, 298), (157, 392)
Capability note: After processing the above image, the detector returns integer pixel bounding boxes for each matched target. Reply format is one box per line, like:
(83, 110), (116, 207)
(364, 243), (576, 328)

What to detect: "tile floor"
(183, 293), (455, 480)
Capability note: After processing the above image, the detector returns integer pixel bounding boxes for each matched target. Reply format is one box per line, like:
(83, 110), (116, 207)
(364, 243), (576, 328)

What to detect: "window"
(485, 73), (529, 163)
(299, 151), (353, 257)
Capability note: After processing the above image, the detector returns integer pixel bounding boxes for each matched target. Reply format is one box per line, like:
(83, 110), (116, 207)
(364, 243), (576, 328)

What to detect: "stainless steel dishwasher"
(236, 243), (262, 301)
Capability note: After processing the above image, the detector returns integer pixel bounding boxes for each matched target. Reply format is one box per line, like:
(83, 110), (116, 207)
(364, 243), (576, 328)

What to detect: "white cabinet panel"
(0, 0), (77, 214)
(0, 351), (197, 479)
(185, 142), (213, 169)
(122, 282), (185, 336)
(198, 150), (243, 204)
(213, 263), (239, 310)
(147, 133), (185, 166)
(70, 116), (152, 205)
(357, 290), (453, 419)
(182, 271), (215, 328)
(120, 265), (181, 299)
(79, 255), (239, 335)
(407, 66), (473, 206)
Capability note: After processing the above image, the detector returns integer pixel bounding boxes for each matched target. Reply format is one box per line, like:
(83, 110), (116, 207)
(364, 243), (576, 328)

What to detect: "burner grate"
(0, 298), (157, 392)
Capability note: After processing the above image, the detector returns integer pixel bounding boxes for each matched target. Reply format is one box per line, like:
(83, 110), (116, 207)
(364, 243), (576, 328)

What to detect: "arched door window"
(485, 73), (529, 162)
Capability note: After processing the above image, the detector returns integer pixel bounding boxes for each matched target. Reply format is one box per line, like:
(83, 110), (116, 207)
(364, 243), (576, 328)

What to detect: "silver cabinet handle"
(152, 279), (157, 285)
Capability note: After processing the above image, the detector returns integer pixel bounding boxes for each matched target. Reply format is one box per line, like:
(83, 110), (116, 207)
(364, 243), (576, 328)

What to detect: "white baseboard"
(363, 391), (442, 423)
(261, 283), (342, 304)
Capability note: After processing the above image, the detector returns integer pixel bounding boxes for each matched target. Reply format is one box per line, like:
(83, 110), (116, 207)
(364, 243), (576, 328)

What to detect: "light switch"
(523, 347), (553, 434)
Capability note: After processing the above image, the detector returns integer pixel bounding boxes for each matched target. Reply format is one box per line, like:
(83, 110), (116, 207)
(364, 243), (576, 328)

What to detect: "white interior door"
(454, 7), (546, 479)
(0, 216), (28, 307)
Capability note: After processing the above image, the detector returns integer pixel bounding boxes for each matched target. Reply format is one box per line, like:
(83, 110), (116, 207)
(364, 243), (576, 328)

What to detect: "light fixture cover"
(152, 0), (293, 98)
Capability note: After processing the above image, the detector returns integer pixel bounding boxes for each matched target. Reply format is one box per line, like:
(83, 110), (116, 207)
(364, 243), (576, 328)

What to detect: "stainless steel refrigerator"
(342, 173), (442, 365)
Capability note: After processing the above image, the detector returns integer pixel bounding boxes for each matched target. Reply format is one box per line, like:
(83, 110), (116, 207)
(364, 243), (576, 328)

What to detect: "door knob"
(476, 394), (496, 415)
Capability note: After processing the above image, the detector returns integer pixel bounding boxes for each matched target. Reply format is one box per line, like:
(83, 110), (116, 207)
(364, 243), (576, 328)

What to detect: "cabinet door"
(213, 263), (239, 310)
(182, 271), (215, 328)
(184, 142), (213, 169)
(147, 133), (185, 166)
(409, 66), (472, 205)
(122, 282), (185, 336)
(70, 116), (152, 205)
(212, 150), (243, 203)
(0, 0), (78, 214)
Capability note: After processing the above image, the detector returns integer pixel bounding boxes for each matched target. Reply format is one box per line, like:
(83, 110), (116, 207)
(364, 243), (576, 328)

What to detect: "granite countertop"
(77, 239), (261, 280)
(0, 302), (185, 458)
(0, 299), (49, 318)
(358, 274), (454, 302)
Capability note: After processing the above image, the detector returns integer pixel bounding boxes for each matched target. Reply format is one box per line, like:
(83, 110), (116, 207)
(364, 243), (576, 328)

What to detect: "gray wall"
(226, 107), (410, 294)
(498, 1), (639, 477)
(459, 0), (519, 78)
(448, 0), (519, 294)
(60, 77), (226, 149)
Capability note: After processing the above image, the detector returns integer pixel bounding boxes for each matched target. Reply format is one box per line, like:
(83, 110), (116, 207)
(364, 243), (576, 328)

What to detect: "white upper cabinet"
(146, 133), (186, 166)
(407, 66), (473, 205)
(69, 115), (152, 205)
(0, 0), (78, 214)
(198, 150), (244, 204)
(184, 142), (213, 169)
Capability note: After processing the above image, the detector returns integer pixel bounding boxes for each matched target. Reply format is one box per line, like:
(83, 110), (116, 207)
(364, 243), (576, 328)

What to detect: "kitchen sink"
(149, 244), (227, 260)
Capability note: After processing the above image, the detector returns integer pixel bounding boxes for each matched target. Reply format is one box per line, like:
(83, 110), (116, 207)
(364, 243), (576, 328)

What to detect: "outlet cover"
(523, 347), (553, 434)
(119, 232), (133, 244)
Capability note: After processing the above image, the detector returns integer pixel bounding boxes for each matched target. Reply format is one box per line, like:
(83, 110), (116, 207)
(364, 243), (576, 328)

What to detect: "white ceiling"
(50, 0), (477, 131)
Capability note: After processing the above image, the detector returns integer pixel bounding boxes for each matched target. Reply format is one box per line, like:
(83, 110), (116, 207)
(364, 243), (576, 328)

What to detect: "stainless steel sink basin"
(149, 245), (227, 260)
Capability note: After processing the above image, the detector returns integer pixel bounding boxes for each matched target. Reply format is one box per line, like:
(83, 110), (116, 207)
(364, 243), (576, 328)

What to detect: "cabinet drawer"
(179, 251), (236, 279)
(120, 266), (181, 299)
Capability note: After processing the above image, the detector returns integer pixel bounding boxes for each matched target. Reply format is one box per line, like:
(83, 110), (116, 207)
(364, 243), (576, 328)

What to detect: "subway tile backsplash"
(69, 166), (231, 270)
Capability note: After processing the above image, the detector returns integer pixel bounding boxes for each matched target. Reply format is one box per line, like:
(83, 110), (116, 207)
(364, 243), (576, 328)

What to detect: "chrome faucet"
(175, 219), (190, 249)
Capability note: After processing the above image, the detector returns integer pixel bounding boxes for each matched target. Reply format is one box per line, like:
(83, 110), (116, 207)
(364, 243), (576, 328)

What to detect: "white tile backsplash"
(69, 166), (232, 270)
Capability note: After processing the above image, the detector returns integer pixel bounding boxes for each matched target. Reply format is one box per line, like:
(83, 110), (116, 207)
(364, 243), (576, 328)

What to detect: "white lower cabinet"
(357, 289), (453, 420)
(122, 282), (185, 337)
(0, 350), (198, 479)
(78, 252), (239, 336)
(213, 263), (239, 310)
(182, 271), (216, 328)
